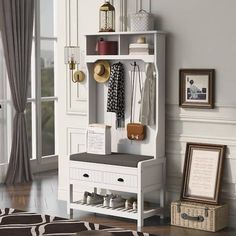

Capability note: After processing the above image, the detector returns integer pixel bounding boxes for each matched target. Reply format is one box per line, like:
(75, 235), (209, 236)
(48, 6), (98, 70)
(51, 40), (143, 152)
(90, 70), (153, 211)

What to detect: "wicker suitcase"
(171, 201), (228, 232)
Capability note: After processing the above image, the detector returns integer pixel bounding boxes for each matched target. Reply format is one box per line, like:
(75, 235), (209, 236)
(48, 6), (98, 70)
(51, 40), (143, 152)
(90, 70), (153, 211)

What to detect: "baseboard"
(31, 156), (58, 174)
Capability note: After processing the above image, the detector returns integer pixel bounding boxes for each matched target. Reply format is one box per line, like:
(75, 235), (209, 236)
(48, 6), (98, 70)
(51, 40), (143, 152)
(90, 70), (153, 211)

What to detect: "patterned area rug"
(0, 208), (156, 236)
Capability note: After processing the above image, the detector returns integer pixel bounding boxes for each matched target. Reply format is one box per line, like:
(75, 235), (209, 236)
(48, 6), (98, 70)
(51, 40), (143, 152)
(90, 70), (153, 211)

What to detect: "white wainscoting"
(58, 127), (87, 201)
(165, 104), (236, 227)
(67, 127), (86, 154)
(66, 71), (88, 115)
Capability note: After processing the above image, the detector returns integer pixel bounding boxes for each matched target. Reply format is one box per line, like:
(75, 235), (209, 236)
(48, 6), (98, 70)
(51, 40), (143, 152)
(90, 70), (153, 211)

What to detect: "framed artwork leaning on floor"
(179, 69), (215, 108)
(181, 143), (226, 204)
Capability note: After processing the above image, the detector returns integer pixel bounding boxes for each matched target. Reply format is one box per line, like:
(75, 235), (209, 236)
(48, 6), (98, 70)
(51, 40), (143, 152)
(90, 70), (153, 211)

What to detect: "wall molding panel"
(66, 72), (88, 115)
(67, 127), (86, 155)
(65, 0), (88, 115)
(167, 134), (236, 147)
(167, 115), (236, 125)
(166, 104), (236, 124)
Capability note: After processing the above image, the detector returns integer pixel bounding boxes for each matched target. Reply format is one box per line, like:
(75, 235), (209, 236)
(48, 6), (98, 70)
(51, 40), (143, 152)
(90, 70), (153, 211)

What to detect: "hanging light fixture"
(99, 0), (115, 32)
(64, 0), (85, 83)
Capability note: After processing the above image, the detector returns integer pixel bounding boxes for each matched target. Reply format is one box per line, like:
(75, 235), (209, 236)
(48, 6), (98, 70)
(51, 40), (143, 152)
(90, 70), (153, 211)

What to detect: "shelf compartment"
(85, 55), (155, 63)
(69, 200), (163, 220)
(120, 34), (155, 56)
(86, 35), (120, 55)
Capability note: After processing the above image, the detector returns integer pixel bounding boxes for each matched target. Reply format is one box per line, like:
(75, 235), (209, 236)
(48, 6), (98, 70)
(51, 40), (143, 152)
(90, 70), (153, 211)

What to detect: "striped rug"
(0, 208), (156, 236)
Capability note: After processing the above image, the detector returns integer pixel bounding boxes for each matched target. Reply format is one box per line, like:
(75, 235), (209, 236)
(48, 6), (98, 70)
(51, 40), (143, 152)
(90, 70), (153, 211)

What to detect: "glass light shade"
(99, 1), (115, 32)
(64, 46), (80, 65)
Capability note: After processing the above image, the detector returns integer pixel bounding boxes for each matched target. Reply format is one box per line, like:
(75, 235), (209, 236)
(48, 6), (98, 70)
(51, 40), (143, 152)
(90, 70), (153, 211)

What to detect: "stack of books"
(129, 43), (154, 55)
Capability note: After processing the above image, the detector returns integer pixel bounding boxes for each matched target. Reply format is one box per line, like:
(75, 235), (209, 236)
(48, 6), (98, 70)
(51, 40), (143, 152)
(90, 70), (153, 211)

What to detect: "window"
(26, 0), (57, 160)
(0, 0), (57, 169)
(0, 35), (12, 165)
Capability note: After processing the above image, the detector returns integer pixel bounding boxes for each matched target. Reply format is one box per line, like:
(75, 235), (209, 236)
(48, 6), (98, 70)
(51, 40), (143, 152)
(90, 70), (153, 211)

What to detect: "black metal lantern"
(99, 1), (115, 32)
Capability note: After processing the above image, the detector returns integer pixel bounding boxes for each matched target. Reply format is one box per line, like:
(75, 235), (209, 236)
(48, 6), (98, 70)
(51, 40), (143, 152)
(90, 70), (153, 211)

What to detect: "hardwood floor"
(0, 171), (235, 236)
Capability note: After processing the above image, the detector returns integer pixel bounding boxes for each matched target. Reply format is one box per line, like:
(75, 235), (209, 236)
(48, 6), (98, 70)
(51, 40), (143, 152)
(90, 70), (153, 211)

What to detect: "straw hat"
(93, 60), (110, 83)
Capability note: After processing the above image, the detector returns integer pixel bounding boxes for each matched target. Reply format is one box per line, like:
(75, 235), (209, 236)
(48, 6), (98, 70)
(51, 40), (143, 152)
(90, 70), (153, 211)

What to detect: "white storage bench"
(68, 152), (166, 228)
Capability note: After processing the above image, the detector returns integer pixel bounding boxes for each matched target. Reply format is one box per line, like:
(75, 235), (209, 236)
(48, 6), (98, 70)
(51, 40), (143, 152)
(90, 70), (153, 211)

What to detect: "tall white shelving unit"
(68, 31), (166, 228)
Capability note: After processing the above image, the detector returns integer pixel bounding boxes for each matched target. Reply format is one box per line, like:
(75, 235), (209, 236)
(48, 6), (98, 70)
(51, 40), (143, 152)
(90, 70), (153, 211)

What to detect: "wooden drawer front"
(70, 168), (103, 183)
(103, 172), (137, 187)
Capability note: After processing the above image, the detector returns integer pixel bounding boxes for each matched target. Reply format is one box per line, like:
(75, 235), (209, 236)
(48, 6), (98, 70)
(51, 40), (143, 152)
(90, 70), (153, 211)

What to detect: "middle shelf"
(85, 55), (155, 63)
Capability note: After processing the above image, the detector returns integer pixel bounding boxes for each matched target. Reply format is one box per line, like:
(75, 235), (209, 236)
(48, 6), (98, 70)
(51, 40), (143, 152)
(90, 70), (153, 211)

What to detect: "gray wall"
(147, 0), (236, 105)
(138, 0), (236, 226)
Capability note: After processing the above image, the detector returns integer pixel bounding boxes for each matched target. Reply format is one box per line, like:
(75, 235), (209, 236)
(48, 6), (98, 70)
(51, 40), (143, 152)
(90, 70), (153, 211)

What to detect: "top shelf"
(85, 31), (166, 63)
(84, 31), (166, 36)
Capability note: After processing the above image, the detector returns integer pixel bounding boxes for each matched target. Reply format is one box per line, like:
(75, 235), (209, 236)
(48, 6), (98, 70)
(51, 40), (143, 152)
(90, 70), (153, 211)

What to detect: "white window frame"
(0, 77), (13, 165)
(27, 0), (58, 164)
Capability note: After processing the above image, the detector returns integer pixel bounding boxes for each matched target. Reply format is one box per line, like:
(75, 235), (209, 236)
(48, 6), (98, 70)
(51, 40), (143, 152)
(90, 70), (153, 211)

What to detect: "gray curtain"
(0, 0), (35, 184)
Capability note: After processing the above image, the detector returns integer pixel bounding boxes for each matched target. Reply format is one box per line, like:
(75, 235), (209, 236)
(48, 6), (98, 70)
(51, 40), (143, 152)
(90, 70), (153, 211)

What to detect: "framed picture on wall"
(181, 143), (226, 204)
(179, 69), (215, 108)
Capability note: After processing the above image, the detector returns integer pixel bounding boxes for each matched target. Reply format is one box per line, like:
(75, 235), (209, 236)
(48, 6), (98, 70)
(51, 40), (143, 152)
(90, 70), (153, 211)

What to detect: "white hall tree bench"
(68, 31), (166, 228)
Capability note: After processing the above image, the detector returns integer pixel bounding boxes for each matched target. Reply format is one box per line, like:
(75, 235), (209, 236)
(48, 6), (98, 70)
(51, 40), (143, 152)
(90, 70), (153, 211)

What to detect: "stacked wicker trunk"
(171, 201), (228, 232)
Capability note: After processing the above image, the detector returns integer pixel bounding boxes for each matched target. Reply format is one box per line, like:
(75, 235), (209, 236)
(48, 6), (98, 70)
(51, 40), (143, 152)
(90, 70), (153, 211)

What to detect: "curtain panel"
(0, 0), (35, 184)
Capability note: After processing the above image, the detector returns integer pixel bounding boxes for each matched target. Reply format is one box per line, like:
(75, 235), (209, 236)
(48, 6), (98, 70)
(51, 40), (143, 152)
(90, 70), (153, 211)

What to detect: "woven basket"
(171, 201), (228, 232)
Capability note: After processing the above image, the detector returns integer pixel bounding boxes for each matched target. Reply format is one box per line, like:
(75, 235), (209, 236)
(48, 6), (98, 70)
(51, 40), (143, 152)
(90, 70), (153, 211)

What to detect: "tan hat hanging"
(93, 60), (110, 83)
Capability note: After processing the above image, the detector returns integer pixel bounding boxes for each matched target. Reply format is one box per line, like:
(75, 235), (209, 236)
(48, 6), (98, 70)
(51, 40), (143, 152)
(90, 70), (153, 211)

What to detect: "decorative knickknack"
(99, 1), (115, 32)
(130, 9), (154, 32)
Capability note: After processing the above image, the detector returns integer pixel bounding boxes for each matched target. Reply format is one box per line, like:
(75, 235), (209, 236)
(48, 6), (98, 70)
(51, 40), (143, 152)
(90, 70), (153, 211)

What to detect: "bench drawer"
(103, 172), (137, 187)
(70, 168), (103, 183)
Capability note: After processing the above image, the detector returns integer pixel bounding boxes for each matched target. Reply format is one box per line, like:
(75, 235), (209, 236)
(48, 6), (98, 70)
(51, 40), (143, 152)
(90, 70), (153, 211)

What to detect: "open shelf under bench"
(70, 200), (163, 220)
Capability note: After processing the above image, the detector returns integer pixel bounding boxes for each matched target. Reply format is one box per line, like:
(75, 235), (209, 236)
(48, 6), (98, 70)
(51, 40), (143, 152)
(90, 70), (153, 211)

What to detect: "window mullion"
(41, 96), (58, 102)
(34, 0), (42, 161)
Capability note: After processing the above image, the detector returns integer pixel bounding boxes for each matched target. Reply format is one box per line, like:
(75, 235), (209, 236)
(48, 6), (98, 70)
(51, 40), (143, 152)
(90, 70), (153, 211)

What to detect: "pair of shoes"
(103, 194), (115, 207)
(109, 195), (125, 208)
(125, 198), (137, 210)
(103, 194), (125, 208)
(87, 192), (104, 205)
(132, 201), (137, 210)
(82, 191), (91, 204)
(82, 191), (104, 205)
(125, 199), (132, 209)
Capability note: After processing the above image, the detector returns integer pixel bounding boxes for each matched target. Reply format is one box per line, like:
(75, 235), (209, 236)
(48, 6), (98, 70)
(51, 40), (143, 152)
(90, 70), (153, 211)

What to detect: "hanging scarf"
(107, 62), (125, 128)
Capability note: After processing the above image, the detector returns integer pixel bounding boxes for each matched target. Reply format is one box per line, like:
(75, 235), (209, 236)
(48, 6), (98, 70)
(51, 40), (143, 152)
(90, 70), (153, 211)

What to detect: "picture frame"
(181, 143), (226, 204)
(179, 69), (215, 108)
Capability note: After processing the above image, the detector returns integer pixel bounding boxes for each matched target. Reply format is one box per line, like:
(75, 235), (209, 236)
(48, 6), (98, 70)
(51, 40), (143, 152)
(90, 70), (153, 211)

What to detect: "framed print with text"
(181, 143), (226, 204)
(179, 69), (215, 108)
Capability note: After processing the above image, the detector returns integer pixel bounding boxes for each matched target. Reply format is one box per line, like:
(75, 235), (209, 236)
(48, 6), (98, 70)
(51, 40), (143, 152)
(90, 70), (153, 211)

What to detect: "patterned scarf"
(107, 62), (125, 128)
